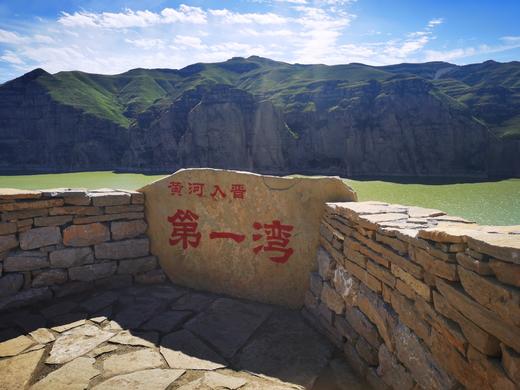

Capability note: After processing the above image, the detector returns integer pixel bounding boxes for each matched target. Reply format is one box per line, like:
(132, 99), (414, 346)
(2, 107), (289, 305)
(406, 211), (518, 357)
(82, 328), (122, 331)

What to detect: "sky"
(0, 0), (519, 82)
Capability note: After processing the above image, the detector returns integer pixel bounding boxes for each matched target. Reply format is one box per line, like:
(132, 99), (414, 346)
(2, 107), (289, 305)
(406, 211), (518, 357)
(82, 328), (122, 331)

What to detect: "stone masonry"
(0, 188), (165, 311)
(303, 201), (520, 390)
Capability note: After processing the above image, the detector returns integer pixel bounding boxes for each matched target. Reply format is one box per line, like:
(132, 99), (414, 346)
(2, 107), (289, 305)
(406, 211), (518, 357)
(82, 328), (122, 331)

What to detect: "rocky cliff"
(0, 57), (518, 177)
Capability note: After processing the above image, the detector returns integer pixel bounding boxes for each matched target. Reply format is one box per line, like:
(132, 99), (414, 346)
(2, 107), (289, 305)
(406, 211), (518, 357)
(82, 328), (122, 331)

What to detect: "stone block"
(335, 315), (358, 342)
(366, 260), (396, 287)
(318, 301), (334, 324)
(90, 192), (131, 207)
(320, 282), (345, 314)
(345, 307), (381, 349)
(309, 272), (323, 297)
(0, 188), (41, 200)
(0, 234), (18, 252)
(357, 284), (397, 352)
(134, 269), (166, 284)
(64, 194), (91, 206)
(0, 273), (24, 298)
(320, 224), (334, 243)
(129, 191), (145, 204)
(466, 232), (520, 264)
(333, 267), (359, 306)
(2, 208), (48, 221)
(489, 259), (520, 287)
(104, 204), (144, 214)
(345, 248), (368, 268)
(377, 344), (415, 390)
(52, 281), (91, 298)
(458, 266), (520, 327)
(414, 247), (458, 281)
(467, 345), (517, 390)
(19, 226), (61, 250)
(344, 258), (382, 294)
(0, 222), (17, 235)
(356, 336), (379, 366)
(304, 291), (319, 311)
(34, 215), (73, 227)
(117, 256), (157, 275)
(111, 219), (147, 241)
(69, 262), (117, 282)
(49, 206), (102, 216)
(501, 343), (520, 385)
(343, 341), (368, 378)
(436, 278), (520, 352)
(359, 244), (389, 267)
(375, 233), (408, 255)
(433, 291), (500, 356)
(4, 251), (49, 272)
(394, 322), (457, 390)
(95, 274), (133, 289)
(94, 238), (150, 260)
(366, 367), (391, 390)
(390, 264), (431, 301)
(390, 290), (430, 344)
(73, 212), (144, 225)
(63, 223), (110, 247)
(50, 247), (94, 268)
(32, 269), (68, 287)
(317, 247), (334, 280)
(0, 198), (63, 212)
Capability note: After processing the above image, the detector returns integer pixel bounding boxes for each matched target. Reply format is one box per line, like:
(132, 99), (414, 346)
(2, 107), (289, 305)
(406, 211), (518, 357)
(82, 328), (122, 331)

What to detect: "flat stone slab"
(109, 330), (158, 348)
(141, 310), (192, 333)
(102, 348), (164, 377)
(0, 334), (34, 357)
(92, 368), (185, 390)
(31, 356), (99, 390)
(185, 297), (272, 358)
(160, 329), (227, 370)
(139, 168), (356, 307)
(0, 348), (45, 389)
(234, 310), (334, 388)
(46, 324), (114, 364)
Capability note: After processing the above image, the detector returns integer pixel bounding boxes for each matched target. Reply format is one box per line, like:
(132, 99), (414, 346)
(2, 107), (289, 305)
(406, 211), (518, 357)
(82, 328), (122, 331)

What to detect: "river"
(0, 172), (518, 226)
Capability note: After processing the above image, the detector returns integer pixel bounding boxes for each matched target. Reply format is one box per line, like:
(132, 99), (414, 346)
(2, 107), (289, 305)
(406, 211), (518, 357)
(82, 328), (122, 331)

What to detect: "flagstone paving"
(0, 283), (369, 389)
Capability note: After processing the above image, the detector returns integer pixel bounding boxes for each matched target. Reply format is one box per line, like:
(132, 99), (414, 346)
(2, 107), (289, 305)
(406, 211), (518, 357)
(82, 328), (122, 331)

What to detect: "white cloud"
(209, 9), (287, 24)
(173, 35), (207, 49)
(58, 5), (207, 29)
(427, 18), (443, 28)
(0, 29), (26, 44)
(125, 38), (165, 49)
(0, 50), (24, 64)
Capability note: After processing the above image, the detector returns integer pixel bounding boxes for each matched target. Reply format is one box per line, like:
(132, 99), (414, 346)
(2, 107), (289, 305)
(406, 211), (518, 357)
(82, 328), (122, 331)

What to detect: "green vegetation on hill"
(6, 56), (520, 139)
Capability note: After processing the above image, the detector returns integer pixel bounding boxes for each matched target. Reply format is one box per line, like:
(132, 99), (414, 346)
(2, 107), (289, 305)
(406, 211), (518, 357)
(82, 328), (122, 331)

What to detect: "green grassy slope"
(7, 56), (519, 138)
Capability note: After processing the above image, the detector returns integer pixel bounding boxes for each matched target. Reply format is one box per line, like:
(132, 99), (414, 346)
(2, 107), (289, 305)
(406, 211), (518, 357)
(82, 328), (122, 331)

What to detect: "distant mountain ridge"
(0, 56), (519, 177)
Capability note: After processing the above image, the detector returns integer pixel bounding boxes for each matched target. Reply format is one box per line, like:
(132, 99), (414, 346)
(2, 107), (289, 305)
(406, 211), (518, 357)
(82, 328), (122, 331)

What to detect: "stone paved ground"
(0, 283), (369, 390)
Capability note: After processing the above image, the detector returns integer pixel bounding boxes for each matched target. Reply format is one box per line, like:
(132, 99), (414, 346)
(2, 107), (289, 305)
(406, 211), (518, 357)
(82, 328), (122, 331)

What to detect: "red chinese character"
(209, 231), (246, 243)
(253, 220), (294, 263)
(168, 181), (183, 196)
(167, 209), (201, 249)
(230, 184), (246, 199)
(188, 182), (205, 197)
(210, 185), (226, 200)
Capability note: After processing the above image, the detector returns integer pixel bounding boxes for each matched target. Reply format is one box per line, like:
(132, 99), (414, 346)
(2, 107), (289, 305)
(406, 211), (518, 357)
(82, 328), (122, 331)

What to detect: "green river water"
(0, 172), (518, 226)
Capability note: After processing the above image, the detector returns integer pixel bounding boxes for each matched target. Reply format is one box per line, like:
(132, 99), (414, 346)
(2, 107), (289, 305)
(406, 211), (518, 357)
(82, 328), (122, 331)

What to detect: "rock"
(111, 220), (147, 241)
(501, 343), (520, 385)
(11, 311), (46, 332)
(29, 328), (55, 344)
(0, 287), (52, 311)
(117, 256), (157, 275)
(0, 188), (41, 200)
(0, 334), (34, 357)
(63, 223), (110, 246)
(32, 269), (68, 287)
(0, 348), (45, 389)
(457, 266), (520, 327)
(102, 348), (164, 377)
(114, 300), (162, 329)
(413, 247), (458, 281)
(87, 344), (118, 357)
(185, 297), (272, 358)
(40, 300), (78, 319)
(436, 278), (520, 352)
(345, 307), (382, 349)
(46, 324), (114, 364)
(80, 291), (118, 313)
(139, 169), (356, 307)
(19, 226), (61, 250)
(309, 272), (323, 297)
(202, 372), (247, 389)
(333, 267), (359, 306)
(51, 319), (87, 333)
(50, 247), (94, 268)
(73, 212), (144, 225)
(109, 330), (157, 348)
(31, 356), (99, 390)
(0, 222), (17, 235)
(105, 204), (144, 214)
(92, 368), (185, 390)
(320, 282), (345, 314)
(141, 311), (192, 333)
(390, 264), (431, 301)
(90, 192), (131, 207)
(95, 238), (150, 259)
(0, 273), (24, 298)
(466, 231), (520, 264)
(34, 215), (73, 227)
(489, 259), (520, 287)
(4, 251), (49, 272)
(69, 262), (117, 282)
(50, 206), (102, 216)
(0, 234), (18, 252)
(355, 337), (379, 366)
(160, 329), (227, 370)
(236, 310), (334, 388)
(394, 322), (457, 390)
(456, 252), (493, 275)
(377, 344), (415, 390)
(317, 247), (334, 280)
(0, 198), (63, 212)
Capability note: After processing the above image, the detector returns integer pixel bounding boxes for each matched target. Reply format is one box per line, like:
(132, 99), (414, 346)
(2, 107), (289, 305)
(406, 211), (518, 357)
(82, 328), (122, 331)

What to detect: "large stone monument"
(139, 169), (356, 307)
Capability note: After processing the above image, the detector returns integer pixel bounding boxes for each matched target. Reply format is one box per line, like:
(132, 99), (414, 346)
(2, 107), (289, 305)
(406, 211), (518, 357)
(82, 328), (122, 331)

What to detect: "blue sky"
(0, 0), (519, 81)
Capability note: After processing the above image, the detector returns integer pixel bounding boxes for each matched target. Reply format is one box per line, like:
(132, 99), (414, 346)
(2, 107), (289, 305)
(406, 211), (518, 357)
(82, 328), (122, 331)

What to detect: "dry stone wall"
(0, 188), (165, 311)
(302, 201), (520, 390)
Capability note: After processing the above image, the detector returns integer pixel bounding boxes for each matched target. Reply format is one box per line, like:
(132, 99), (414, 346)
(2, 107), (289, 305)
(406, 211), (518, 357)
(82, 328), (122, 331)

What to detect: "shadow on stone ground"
(0, 283), (370, 389)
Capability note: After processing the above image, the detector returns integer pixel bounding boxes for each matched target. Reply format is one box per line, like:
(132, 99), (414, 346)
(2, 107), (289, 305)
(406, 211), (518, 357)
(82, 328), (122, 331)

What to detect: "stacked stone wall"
(302, 201), (520, 390)
(0, 188), (165, 311)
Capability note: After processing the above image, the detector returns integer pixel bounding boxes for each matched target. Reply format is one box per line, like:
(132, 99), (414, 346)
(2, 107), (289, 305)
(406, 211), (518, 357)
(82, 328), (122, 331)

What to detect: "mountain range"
(1, 56), (519, 177)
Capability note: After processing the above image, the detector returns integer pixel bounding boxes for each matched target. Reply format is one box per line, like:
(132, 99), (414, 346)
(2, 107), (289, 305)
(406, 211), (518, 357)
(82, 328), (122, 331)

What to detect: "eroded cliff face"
(0, 69), (129, 172)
